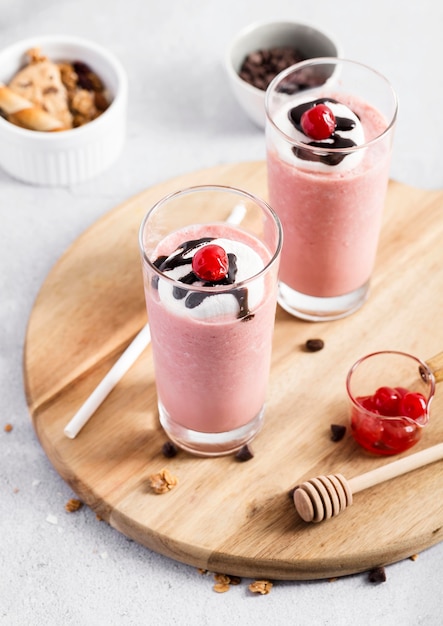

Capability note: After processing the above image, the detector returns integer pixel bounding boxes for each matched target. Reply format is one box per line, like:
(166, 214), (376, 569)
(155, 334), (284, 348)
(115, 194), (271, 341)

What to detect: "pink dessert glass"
(346, 351), (436, 456)
(139, 185), (282, 457)
(265, 58), (398, 321)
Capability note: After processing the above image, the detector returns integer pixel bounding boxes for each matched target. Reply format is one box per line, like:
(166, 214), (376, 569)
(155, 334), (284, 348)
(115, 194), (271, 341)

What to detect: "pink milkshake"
(139, 186), (282, 456)
(265, 59), (397, 320)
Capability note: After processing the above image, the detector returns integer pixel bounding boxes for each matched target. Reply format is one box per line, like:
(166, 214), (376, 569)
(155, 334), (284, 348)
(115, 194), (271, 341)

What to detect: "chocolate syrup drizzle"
(288, 98), (358, 166)
(153, 238), (254, 321)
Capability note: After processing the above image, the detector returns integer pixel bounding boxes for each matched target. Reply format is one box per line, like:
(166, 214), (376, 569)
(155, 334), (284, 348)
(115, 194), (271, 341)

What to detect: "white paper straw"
(225, 203), (246, 225)
(64, 324), (151, 438)
(64, 203), (246, 439)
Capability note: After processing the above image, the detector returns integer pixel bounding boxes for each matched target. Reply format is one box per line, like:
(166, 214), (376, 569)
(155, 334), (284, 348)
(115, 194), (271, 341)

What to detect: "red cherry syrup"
(351, 386), (428, 455)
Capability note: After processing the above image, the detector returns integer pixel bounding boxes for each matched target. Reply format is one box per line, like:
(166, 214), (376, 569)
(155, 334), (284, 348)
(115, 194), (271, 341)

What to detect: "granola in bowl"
(1, 46), (109, 132)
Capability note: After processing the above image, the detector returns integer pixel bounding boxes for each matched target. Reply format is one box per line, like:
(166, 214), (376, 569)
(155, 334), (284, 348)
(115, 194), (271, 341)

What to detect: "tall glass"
(265, 58), (398, 321)
(139, 185), (282, 457)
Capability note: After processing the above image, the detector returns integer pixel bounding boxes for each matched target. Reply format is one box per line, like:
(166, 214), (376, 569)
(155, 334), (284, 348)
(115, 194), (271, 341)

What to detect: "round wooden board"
(24, 161), (443, 580)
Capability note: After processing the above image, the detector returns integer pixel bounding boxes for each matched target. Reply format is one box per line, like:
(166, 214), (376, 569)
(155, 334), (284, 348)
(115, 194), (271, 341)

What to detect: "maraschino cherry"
(192, 244), (229, 282)
(300, 104), (336, 140)
(400, 392), (428, 420)
(358, 386), (427, 420)
(352, 386), (428, 455)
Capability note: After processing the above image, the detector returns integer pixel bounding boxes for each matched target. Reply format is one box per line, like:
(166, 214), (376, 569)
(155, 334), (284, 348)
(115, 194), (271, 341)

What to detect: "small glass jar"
(346, 351), (435, 455)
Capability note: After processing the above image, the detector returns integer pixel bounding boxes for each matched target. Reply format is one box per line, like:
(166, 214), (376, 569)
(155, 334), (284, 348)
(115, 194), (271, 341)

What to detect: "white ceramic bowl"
(225, 20), (342, 128)
(0, 35), (127, 186)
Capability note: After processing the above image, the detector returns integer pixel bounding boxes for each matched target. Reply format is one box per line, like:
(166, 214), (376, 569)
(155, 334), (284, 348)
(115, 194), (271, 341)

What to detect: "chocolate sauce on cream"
(154, 237), (254, 321)
(288, 98), (358, 166)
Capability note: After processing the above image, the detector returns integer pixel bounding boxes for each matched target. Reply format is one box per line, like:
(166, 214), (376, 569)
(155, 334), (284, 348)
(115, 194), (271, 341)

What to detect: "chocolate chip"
(305, 339), (324, 352)
(76, 73), (95, 91)
(161, 441), (178, 458)
(330, 424), (346, 442)
(72, 61), (92, 75)
(239, 46), (305, 91)
(235, 444), (254, 462)
(368, 566), (387, 583)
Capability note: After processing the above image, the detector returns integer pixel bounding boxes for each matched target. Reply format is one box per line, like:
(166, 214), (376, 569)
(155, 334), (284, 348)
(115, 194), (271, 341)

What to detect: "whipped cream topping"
(154, 236), (265, 321)
(271, 96), (365, 173)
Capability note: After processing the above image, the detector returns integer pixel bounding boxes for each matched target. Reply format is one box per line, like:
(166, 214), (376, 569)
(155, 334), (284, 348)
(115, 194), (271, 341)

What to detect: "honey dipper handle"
(426, 351), (443, 383)
(348, 442), (443, 495)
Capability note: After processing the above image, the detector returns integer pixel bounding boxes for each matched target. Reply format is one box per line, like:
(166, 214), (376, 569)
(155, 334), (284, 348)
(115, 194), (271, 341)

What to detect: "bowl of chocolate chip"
(0, 35), (127, 186)
(225, 20), (342, 128)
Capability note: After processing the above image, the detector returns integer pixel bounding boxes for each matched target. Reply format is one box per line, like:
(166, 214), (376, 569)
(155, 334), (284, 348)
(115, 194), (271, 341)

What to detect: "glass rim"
(349, 403), (430, 429)
(265, 57), (398, 154)
(346, 350), (436, 423)
(138, 184), (283, 294)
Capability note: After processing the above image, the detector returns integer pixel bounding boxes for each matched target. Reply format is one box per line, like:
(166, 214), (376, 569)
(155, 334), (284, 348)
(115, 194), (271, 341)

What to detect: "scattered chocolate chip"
(235, 444), (254, 462)
(305, 338), (324, 352)
(161, 441), (178, 458)
(239, 46), (305, 91)
(330, 424), (346, 442)
(368, 566), (386, 583)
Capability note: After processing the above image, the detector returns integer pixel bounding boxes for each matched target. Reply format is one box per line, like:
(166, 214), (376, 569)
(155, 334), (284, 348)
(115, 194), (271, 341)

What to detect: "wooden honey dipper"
(294, 442), (443, 522)
(294, 350), (443, 523)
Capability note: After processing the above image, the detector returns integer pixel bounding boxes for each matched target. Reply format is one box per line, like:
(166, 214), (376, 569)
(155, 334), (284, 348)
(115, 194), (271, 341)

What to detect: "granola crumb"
(214, 573), (231, 585)
(4, 423), (13, 432)
(197, 568), (209, 575)
(96, 514), (103, 521)
(148, 468), (178, 494)
(328, 577), (339, 582)
(213, 574), (230, 593)
(65, 498), (83, 513)
(409, 554), (419, 561)
(211, 573), (243, 593)
(213, 583), (231, 593)
(248, 580), (273, 595)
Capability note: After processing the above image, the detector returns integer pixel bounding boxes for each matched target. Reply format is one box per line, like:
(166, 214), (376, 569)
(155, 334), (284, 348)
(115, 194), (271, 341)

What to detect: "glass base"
(158, 402), (264, 457)
(277, 280), (369, 322)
